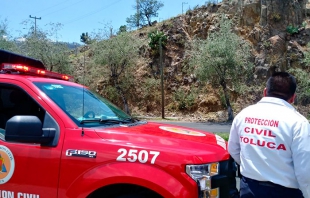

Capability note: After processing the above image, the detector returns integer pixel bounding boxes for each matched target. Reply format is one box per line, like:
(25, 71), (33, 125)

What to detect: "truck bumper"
(211, 158), (238, 198)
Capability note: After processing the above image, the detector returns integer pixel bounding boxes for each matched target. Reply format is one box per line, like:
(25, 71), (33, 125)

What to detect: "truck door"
(0, 83), (63, 198)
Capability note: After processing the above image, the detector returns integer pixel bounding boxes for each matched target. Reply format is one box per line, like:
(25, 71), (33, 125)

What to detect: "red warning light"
(1, 63), (73, 81)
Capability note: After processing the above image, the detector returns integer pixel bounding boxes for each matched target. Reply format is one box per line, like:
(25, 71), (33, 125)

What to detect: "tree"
(93, 32), (142, 114)
(117, 25), (127, 35)
(80, 32), (92, 44)
(148, 30), (167, 77)
(0, 17), (18, 52)
(20, 26), (73, 75)
(189, 16), (252, 121)
(127, 0), (164, 28)
(126, 13), (146, 28)
(0, 36), (19, 52)
(0, 17), (8, 36)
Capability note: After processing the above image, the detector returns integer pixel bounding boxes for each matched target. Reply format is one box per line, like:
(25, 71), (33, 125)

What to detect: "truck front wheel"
(87, 184), (163, 198)
(116, 195), (147, 198)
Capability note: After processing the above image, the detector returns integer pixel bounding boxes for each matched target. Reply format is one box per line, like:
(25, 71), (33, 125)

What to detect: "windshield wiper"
(100, 119), (132, 124)
(80, 118), (132, 125)
(122, 117), (139, 123)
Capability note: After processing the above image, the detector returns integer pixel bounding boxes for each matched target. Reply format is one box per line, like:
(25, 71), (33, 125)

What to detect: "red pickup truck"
(0, 49), (237, 198)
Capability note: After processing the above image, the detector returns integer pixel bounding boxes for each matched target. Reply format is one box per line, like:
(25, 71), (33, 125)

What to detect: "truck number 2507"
(116, 149), (160, 164)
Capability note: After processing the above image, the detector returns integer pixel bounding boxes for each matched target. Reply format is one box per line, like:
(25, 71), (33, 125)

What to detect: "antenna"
(81, 47), (86, 137)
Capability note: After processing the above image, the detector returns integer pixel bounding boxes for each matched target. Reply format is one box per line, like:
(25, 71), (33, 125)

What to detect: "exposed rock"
(254, 66), (268, 79)
(90, 0), (310, 122)
(247, 26), (262, 45)
(242, 0), (261, 26)
(147, 0), (309, 120)
(287, 40), (305, 68)
(269, 35), (286, 53)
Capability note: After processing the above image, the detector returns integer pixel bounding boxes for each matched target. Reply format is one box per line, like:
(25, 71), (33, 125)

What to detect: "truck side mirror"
(5, 116), (55, 144)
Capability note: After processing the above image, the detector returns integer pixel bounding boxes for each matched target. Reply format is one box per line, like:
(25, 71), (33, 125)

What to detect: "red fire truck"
(0, 49), (237, 198)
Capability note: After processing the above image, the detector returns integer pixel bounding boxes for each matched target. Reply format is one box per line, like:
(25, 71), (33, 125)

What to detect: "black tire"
(116, 195), (146, 198)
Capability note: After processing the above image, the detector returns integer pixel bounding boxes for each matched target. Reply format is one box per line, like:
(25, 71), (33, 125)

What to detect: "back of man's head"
(266, 72), (296, 101)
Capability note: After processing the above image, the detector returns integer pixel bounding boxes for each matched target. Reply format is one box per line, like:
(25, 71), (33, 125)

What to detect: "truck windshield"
(33, 82), (132, 127)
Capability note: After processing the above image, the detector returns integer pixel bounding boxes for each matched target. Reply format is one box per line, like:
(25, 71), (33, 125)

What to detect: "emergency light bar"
(1, 63), (72, 81)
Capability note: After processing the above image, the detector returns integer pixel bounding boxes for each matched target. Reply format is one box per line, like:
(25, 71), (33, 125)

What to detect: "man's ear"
(288, 94), (296, 104)
(263, 88), (267, 97)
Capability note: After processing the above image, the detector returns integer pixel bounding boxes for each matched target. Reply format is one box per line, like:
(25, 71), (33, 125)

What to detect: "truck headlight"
(186, 163), (219, 198)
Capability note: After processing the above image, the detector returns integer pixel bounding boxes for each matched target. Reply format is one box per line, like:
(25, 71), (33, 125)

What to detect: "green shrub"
(173, 88), (197, 111)
(105, 86), (120, 104)
(288, 68), (310, 105)
(141, 78), (160, 101)
(263, 40), (271, 49)
(148, 30), (167, 55)
(286, 25), (298, 34)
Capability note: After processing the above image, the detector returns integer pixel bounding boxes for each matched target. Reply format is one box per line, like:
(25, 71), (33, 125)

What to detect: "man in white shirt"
(228, 72), (310, 198)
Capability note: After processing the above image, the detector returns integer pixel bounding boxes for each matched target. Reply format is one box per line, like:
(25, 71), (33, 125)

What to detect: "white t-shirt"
(228, 97), (310, 198)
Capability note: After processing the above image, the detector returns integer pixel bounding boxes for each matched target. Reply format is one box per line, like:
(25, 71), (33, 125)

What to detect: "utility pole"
(182, 2), (188, 15)
(136, 0), (140, 28)
(159, 38), (164, 119)
(29, 15), (41, 36)
(110, 27), (113, 38)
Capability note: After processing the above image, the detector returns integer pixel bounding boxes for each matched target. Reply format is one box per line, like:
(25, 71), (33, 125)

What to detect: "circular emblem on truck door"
(0, 145), (15, 184)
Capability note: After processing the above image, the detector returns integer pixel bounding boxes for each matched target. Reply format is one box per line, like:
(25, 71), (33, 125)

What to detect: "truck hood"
(94, 121), (229, 163)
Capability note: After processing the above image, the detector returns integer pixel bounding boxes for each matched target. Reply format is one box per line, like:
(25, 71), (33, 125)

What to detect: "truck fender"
(65, 162), (195, 198)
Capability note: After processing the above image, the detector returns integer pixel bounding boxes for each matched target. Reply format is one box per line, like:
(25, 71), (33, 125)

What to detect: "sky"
(2, 0), (208, 43)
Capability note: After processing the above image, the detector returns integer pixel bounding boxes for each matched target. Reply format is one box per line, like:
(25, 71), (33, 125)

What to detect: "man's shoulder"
(293, 111), (309, 123)
(244, 104), (308, 123)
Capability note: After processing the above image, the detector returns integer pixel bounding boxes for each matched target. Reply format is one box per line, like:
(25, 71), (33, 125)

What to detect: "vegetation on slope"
(1, 1), (310, 121)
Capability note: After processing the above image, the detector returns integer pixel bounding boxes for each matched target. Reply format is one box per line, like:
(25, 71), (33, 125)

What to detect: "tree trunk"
(118, 86), (130, 115)
(146, 15), (152, 26)
(113, 77), (130, 115)
(220, 80), (234, 121)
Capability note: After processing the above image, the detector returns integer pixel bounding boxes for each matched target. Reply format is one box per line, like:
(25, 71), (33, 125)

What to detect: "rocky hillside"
(75, 0), (310, 122)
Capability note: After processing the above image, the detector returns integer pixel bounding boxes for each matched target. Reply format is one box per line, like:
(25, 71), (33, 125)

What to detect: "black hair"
(266, 72), (296, 101)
